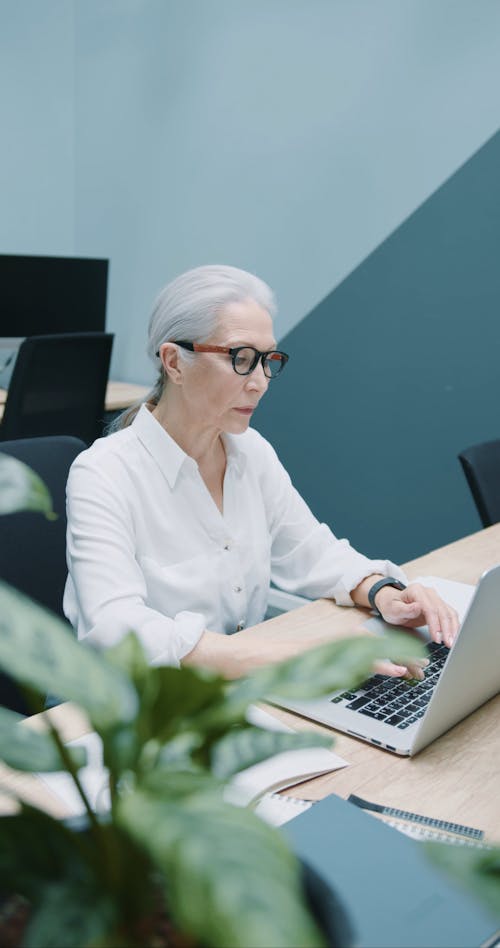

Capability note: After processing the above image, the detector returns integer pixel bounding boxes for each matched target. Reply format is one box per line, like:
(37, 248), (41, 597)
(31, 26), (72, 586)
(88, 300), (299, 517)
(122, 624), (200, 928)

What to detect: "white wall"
(0, 0), (75, 254)
(1, 0), (500, 383)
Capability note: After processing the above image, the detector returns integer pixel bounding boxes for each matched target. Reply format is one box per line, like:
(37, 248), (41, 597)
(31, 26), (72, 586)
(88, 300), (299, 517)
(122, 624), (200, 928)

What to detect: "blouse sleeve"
(64, 458), (205, 666)
(257, 437), (407, 605)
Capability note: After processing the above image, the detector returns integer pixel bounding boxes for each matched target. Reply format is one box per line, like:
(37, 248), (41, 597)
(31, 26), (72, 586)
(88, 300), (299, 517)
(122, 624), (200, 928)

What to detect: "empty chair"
(0, 332), (114, 444)
(458, 439), (500, 527)
(0, 435), (86, 713)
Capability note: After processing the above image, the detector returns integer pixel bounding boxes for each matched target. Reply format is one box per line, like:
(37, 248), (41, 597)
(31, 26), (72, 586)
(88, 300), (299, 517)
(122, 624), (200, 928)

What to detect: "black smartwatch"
(367, 577), (406, 617)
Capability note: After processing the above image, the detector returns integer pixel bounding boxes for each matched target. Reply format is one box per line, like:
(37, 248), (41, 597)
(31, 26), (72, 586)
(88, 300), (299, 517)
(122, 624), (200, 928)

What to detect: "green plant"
(426, 843), (500, 920)
(0, 453), (426, 947)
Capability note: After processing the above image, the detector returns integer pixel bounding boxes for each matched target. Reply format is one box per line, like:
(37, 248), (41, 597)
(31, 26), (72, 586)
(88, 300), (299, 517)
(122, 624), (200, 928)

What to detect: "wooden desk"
(101, 380), (150, 412)
(264, 524), (500, 843)
(2, 525), (500, 840)
(0, 380), (149, 421)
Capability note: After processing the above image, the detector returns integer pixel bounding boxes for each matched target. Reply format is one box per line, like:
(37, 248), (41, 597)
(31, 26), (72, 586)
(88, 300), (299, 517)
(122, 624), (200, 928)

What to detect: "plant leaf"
(0, 807), (150, 945)
(223, 632), (427, 716)
(0, 706), (87, 772)
(101, 725), (141, 777)
(0, 454), (55, 517)
(0, 806), (89, 898)
(136, 662), (227, 742)
(98, 642), (235, 779)
(105, 631), (150, 683)
(210, 726), (331, 780)
(23, 880), (117, 948)
(138, 767), (221, 799)
(99, 657), (230, 777)
(150, 732), (203, 768)
(0, 582), (138, 730)
(426, 842), (500, 919)
(118, 787), (326, 948)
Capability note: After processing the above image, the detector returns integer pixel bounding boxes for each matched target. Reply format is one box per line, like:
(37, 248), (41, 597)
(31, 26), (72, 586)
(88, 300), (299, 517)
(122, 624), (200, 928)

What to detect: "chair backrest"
(0, 332), (114, 444)
(0, 435), (86, 713)
(458, 439), (500, 528)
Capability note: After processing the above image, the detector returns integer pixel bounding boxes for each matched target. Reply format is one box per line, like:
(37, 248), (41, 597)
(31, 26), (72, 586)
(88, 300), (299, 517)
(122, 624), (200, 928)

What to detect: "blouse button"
(234, 585), (242, 593)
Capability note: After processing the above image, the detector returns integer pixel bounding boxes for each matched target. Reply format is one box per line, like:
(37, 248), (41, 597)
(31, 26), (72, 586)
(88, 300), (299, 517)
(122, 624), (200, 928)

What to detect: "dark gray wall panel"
(255, 130), (500, 565)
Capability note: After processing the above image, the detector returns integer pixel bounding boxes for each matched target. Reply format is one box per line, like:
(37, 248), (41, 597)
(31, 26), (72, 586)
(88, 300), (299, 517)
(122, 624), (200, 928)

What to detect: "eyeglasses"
(172, 341), (289, 378)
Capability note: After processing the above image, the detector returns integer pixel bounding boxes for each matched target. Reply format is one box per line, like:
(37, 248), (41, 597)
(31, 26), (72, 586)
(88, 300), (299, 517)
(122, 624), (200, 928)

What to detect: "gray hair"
(110, 265), (277, 431)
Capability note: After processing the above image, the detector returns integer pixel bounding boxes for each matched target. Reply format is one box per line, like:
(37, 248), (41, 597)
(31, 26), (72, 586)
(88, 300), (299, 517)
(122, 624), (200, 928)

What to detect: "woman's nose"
(246, 361), (269, 392)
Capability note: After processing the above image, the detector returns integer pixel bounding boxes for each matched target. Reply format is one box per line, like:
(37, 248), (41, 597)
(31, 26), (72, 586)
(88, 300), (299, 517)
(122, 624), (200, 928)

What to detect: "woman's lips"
(234, 407), (254, 415)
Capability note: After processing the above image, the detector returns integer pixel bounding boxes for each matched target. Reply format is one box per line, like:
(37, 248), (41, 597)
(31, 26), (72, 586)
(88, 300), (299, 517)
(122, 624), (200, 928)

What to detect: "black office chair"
(0, 435), (86, 713)
(0, 332), (114, 444)
(458, 439), (500, 528)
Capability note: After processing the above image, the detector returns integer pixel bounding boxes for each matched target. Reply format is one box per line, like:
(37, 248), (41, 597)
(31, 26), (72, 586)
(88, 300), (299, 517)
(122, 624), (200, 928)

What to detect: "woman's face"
(168, 297), (277, 435)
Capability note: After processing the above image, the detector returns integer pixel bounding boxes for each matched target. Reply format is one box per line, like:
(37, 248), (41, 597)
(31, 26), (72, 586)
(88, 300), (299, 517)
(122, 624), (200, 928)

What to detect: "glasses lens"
(233, 347), (258, 375)
(263, 352), (287, 378)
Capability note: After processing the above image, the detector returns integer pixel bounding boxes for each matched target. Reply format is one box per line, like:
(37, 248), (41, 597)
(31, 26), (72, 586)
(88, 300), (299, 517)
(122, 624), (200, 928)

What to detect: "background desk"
(1, 524), (500, 841)
(0, 380), (149, 423)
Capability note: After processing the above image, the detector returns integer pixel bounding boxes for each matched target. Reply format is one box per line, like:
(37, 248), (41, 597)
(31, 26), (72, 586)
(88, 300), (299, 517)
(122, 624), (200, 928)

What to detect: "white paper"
(245, 703), (295, 732)
(38, 710), (348, 821)
(224, 746), (348, 807)
(254, 792), (313, 826)
(37, 731), (109, 818)
(231, 704), (349, 813)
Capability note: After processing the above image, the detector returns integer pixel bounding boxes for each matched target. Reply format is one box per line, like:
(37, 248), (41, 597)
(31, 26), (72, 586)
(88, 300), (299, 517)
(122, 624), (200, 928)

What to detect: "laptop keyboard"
(330, 642), (450, 729)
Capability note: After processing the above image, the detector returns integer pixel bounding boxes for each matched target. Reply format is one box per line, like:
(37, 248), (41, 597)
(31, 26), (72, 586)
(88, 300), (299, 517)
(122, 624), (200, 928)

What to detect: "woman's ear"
(159, 343), (183, 385)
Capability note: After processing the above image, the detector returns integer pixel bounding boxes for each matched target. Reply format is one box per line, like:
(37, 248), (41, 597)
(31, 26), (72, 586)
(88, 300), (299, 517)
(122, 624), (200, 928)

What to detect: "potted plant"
(0, 453), (424, 947)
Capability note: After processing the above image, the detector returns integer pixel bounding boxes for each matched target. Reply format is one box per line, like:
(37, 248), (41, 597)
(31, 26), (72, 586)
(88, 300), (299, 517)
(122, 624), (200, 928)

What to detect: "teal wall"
(255, 131), (500, 562)
(1, 0), (500, 561)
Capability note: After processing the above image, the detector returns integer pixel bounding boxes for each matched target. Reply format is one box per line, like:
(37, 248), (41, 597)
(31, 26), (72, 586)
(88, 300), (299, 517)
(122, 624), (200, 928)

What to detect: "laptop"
(272, 564), (500, 756)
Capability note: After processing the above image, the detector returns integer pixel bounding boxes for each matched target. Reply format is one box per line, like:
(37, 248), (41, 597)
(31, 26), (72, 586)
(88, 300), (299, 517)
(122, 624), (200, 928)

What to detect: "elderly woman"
(64, 265), (458, 678)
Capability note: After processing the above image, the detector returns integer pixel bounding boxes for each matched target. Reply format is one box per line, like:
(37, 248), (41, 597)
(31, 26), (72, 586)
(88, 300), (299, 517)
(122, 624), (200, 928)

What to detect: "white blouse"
(64, 405), (406, 666)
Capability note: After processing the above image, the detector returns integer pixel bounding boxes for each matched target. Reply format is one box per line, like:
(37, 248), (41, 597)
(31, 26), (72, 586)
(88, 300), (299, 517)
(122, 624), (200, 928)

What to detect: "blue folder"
(284, 793), (499, 948)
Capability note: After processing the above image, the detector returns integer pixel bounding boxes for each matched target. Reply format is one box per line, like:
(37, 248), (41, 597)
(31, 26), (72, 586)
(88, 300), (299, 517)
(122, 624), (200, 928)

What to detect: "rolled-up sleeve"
(64, 461), (205, 666)
(260, 440), (407, 604)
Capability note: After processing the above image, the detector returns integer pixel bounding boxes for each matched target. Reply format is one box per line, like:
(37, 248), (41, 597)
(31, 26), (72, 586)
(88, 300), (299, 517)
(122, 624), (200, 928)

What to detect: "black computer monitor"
(0, 254), (109, 340)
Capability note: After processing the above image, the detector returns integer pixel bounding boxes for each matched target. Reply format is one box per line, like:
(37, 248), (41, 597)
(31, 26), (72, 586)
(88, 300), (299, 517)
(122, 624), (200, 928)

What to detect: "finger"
(403, 658), (429, 681)
(440, 607), (460, 647)
(404, 587), (460, 646)
(421, 604), (459, 645)
(424, 607), (442, 643)
(373, 659), (408, 678)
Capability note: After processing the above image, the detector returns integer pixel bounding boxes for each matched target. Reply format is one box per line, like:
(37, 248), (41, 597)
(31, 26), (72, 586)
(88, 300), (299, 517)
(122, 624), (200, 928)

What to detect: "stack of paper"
(226, 704), (349, 824)
(38, 731), (109, 817)
(37, 703), (349, 827)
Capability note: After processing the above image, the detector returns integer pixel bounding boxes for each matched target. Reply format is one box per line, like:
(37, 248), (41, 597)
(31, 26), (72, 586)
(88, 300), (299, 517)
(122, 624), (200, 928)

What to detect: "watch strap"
(368, 577), (407, 617)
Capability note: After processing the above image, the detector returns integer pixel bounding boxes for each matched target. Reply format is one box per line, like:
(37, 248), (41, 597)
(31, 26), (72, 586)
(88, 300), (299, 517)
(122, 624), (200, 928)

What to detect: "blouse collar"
(132, 403), (247, 488)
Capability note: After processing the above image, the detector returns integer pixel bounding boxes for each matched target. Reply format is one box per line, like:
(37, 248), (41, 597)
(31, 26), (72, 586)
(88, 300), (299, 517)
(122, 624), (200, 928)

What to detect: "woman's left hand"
(375, 582), (459, 648)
